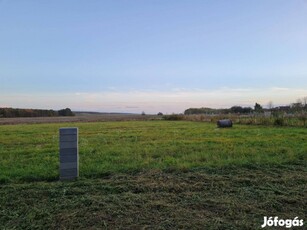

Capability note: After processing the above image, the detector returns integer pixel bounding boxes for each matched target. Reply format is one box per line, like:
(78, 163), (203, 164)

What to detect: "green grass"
(0, 121), (306, 229)
(0, 121), (306, 183)
(0, 166), (306, 229)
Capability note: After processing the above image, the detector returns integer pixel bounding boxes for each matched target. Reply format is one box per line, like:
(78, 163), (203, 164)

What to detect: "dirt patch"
(0, 114), (159, 125)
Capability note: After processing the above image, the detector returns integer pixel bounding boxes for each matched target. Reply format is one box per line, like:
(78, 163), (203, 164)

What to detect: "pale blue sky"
(0, 0), (306, 113)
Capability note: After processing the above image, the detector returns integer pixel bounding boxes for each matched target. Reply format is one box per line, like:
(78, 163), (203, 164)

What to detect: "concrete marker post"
(59, 127), (79, 180)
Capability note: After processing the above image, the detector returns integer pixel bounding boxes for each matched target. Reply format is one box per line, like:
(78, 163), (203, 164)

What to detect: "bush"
(297, 113), (307, 127)
(162, 114), (185, 121)
(274, 118), (284, 126)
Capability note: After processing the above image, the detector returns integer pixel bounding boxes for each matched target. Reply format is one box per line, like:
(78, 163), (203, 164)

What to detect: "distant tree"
(291, 100), (303, 113)
(0, 107), (58, 118)
(254, 103), (263, 113)
(244, 107), (253, 114)
(292, 97), (307, 126)
(58, 108), (74, 116)
(157, 112), (163, 116)
(141, 111), (146, 116)
(230, 106), (243, 114)
(230, 106), (252, 114)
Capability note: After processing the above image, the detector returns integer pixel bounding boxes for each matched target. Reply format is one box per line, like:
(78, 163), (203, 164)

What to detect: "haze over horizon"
(1, 0), (307, 114)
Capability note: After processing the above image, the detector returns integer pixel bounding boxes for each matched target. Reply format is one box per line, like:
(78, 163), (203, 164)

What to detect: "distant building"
(276, 106), (291, 113)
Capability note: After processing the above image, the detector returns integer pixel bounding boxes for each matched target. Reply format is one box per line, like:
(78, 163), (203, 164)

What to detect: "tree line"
(0, 108), (75, 118)
(184, 97), (307, 115)
(184, 106), (255, 115)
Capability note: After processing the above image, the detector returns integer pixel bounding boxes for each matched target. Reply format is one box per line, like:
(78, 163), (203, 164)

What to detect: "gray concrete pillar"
(59, 127), (79, 180)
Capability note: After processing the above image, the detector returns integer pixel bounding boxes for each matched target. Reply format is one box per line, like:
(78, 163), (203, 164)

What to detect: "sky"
(0, 0), (307, 114)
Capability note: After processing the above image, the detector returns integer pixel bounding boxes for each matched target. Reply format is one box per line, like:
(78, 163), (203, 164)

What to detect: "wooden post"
(59, 128), (79, 180)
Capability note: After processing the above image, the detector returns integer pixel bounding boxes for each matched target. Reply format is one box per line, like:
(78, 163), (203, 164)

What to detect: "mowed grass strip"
(0, 121), (306, 183)
(0, 166), (306, 229)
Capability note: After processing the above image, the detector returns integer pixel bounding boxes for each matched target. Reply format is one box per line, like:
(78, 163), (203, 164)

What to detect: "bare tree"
(302, 96), (307, 108)
(267, 101), (274, 111)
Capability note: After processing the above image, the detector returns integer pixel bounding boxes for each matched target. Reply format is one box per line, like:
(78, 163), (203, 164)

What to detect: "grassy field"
(0, 120), (306, 229)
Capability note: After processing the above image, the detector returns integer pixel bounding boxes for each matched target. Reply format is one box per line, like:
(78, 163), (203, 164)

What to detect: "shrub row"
(164, 114), (306, 127)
